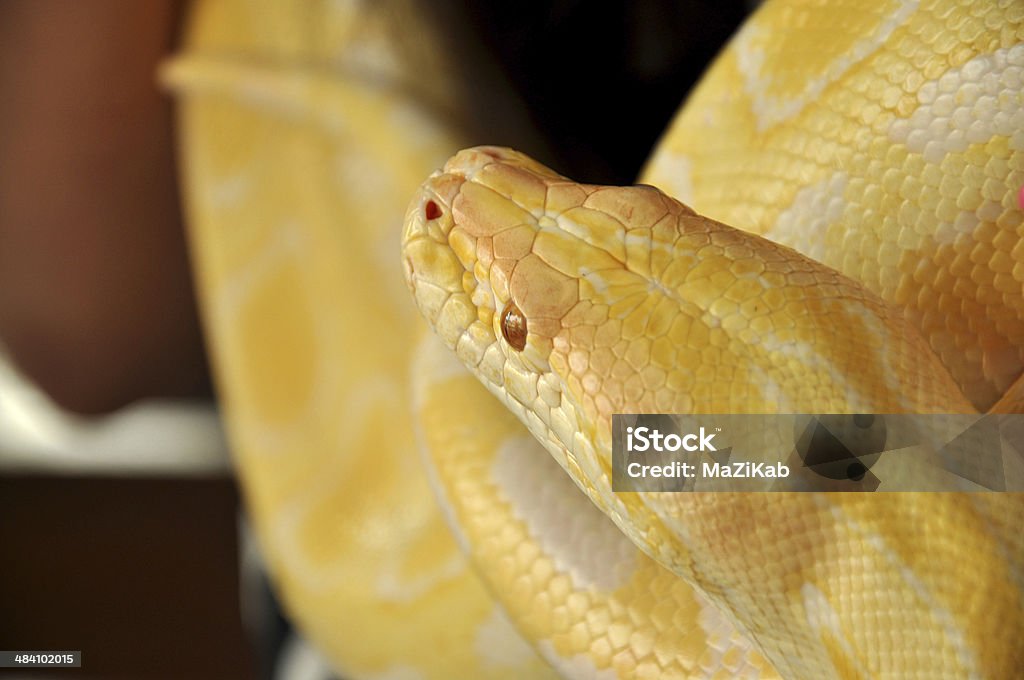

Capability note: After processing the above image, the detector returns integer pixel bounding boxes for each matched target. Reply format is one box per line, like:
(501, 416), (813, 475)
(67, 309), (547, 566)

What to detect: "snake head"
(402, 146), (696, 480)
(402, 146), (576, 392)
(403, 147), (973, 474)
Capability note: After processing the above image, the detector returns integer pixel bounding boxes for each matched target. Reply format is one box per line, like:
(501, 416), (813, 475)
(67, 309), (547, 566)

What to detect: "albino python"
(165, 0), (1023, 677)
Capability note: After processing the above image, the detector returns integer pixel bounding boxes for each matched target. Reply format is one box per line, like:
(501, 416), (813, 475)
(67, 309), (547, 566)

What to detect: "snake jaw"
(403, 149), (654, 523)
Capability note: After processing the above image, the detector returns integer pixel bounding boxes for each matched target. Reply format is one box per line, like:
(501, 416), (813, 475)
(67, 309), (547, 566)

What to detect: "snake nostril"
(424, 200), (442, 220)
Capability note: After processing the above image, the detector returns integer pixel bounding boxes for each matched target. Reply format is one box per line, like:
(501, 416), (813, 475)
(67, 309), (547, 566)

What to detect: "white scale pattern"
(735, 0), (919, 131)
(889, 45), (1024, 162)
(490, 435), (639, 592)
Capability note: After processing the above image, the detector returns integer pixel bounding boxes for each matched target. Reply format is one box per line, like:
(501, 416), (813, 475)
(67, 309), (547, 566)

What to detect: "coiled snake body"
(167, 0), (1024, 677)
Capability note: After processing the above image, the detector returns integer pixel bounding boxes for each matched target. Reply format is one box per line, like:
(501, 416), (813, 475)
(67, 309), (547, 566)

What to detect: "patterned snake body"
(168, 0), (1024, 677)
(402, 143), (1017, 677)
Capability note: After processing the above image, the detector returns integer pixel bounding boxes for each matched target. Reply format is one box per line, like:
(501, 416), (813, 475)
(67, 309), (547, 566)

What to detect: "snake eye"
(424, 200), (442, 220)
(500, 300), (527, 351)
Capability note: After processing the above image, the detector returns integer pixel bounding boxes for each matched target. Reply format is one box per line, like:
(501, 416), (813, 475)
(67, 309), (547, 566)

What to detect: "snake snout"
(401, 178), (476, 338)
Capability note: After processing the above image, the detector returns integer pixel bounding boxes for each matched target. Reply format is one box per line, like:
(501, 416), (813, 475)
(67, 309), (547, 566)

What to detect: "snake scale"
(165, 0), (1023, 678)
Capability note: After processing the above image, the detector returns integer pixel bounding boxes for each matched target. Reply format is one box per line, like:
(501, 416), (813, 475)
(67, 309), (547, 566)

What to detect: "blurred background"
(0, 1), (753, 677)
